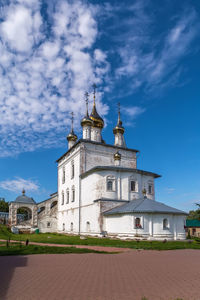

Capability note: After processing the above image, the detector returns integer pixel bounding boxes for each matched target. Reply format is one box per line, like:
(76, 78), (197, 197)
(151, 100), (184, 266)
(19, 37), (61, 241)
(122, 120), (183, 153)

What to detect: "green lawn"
(0, 241), (108, 256)
(1, 225), (200, 250)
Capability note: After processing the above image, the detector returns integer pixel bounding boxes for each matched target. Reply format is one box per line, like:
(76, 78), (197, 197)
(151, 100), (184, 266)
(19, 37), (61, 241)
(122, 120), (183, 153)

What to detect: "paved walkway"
(0, 239), (129, 253)
(0, 250), (200, 300)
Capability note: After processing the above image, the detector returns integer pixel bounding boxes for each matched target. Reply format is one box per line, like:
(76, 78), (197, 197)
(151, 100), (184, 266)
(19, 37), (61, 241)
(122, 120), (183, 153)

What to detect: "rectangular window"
(134, 217), (142, 229)
(130, 181), (136, 192)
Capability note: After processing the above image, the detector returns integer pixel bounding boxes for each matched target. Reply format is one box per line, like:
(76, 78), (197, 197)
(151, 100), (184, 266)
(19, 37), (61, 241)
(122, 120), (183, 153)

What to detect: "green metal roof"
(186, 219), (200, 227)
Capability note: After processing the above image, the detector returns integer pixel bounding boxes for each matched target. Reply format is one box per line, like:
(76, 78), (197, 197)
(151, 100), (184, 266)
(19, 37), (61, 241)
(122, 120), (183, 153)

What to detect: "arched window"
(72, 186), (75, 202)
(71, 161), (74, 179)
(135, 217), (142, 229)
(61, 191), (64, 205)
(70, 222), (73, 231)
(66, 188), (69, 204)
(86, 221), (90, 232)
(106, 176), (115, 191)
(63, 223), (65, 231)
(107, 180), (113, 191)
(163, 218), (168, 229)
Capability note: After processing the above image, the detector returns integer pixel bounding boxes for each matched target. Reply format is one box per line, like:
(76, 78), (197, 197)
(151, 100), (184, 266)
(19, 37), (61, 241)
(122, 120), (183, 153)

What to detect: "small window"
(135, 217), (142, 229)
(163, 218), (168, 229)
(61, 192), (64, 205)
(130, 180), (136, 192)
(63, 223), (65, 231)
(47, 222), (51, 228)
(71, 161), (74, 179)
(71, 222), (73, 231)
(62, 167), (65, 184)
(72, 186), (75, 202)
(106, 176), (115, 191)
(148, 182), (153, 194)
(66, 189), (69, 204)
(107, 181), (113, 191)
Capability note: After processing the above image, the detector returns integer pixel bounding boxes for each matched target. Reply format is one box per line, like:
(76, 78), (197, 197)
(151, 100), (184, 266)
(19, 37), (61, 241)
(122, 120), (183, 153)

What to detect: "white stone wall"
(83, 142), (137, 172)
(81, 170), (155, 202)
(104, 213), (186, 240)
(57, 145), (81, 232)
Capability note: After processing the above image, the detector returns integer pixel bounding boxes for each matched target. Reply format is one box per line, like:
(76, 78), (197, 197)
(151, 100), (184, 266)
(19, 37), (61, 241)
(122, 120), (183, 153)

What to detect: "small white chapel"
(56, 87), (187, 240)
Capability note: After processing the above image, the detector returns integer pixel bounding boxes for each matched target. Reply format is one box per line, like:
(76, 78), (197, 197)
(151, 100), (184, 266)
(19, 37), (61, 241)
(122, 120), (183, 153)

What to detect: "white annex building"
(56, 89), (187, 240)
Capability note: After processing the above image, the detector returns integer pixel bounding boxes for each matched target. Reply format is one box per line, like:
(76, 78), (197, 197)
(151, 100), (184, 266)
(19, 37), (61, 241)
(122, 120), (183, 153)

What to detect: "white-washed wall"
(104, 213), (186, 240)
(81, 170), (155, 204)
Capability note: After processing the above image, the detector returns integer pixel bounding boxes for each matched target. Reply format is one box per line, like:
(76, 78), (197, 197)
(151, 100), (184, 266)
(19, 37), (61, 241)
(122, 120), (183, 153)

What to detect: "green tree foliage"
(187, 203), (200, 220)
(0, 198), (9, 212)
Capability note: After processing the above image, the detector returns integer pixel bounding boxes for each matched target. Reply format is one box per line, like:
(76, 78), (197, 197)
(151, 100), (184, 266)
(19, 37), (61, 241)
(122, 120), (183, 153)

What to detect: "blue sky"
(0, 0), (199, 212)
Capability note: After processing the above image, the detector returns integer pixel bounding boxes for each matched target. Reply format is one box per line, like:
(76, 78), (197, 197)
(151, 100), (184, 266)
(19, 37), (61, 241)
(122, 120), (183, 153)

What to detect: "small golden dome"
(81, 116), (93, 127)
(81, 91), (93, 127)
(67, 130), (78, 142)
(113, 103), (125, 134)
(113, 123), (125, 135)
(114, 151), (121, 160)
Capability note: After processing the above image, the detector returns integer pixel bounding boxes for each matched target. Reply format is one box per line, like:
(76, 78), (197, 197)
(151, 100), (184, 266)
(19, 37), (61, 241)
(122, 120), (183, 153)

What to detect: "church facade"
(56, 90), (187, 240)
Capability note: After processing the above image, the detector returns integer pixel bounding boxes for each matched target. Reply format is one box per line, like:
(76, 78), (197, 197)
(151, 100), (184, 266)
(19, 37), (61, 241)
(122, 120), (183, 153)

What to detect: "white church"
(9, 87), (187, 240)
(55, 88), (187, 240)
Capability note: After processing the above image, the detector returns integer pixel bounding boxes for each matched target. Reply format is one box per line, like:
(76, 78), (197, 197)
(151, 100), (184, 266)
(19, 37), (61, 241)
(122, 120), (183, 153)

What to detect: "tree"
(187, 203), (200, 220)
(0, 198), (9, 212)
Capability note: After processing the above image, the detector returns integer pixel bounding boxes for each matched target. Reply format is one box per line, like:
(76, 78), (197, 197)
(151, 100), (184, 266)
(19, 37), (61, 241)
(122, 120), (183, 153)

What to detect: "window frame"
(106, 176), (116, 192)
(163, 218), (169, 230)
(134, 217), (143, 229)
(147, 181), (154, 195)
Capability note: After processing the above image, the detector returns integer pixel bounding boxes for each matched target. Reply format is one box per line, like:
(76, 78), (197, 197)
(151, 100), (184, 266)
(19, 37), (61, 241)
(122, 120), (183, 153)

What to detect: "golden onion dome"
(66, 130), (78, 142)
(114, 151), (121, 161)
(81, 115), (93, 127)
(113, 103), (124, 134)
(90, 104), (104, 129)
(113, 120), (125, 135)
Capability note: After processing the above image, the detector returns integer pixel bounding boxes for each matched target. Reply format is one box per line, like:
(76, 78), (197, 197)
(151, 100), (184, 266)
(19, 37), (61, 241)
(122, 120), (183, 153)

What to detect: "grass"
(0, 241), (108, 256)
(1, 225), (200, 250)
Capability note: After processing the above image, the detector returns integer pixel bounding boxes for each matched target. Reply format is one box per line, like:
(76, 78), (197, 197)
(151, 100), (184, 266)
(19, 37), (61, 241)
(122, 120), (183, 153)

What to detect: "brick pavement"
(0, 250), (200, 300)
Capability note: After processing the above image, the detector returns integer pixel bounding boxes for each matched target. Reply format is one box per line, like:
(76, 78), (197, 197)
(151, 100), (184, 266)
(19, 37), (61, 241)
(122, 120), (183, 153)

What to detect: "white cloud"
(113, 3), (199, 92)
(165, 188), (176, 194)
(0, 0), (109, 157)
(0, 177), (39, 193)
(121, 106), (145, 118)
